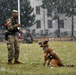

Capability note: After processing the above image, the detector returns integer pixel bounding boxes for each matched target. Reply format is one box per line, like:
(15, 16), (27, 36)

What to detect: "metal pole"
(18, 0), (21, 36)
(18, 0), (20, 24)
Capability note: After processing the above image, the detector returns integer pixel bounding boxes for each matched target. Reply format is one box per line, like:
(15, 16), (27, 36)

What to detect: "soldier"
(5, 10), (22, 64)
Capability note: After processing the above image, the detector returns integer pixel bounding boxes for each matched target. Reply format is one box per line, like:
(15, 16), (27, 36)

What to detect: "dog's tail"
(65, 64), (74, 67)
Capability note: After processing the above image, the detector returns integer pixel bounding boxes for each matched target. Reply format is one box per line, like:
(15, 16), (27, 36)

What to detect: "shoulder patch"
(6, 18), (12, 26)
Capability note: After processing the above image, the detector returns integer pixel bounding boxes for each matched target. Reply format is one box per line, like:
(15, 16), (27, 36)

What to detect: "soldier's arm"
(7, 18), (21, 30)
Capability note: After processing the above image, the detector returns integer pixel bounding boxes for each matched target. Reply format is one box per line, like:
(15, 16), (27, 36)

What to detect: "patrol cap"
(12, 10), (18, 13)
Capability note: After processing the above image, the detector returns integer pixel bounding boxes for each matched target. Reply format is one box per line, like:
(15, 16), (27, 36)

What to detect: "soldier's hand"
(19, 30), (23, 34)
(16, 24), (21, 27)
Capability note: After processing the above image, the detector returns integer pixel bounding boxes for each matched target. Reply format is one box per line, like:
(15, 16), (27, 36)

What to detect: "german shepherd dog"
(39, 40), (74, 67)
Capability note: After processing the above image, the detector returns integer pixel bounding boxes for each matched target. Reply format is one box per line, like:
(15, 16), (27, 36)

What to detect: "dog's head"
(38, 39), (49, 48)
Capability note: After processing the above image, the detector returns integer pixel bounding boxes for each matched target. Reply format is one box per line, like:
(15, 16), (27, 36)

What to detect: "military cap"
(12, 10), (18, 13)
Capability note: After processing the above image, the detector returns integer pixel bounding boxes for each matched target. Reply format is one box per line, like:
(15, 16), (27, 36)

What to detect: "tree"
(20, 0), (35, 27)
(62, 0), (76, 37)
(0, 0), (35, 28)
(0, 0), (18, 28)
(42, 0), (76, 37)
(42, 0), (62, 37)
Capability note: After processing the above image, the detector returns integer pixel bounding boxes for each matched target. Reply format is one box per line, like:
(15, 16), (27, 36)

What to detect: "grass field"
(0, 41), (76, 75)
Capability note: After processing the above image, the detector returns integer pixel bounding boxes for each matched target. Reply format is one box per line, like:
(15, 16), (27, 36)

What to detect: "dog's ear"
(43, 40), (48, 44)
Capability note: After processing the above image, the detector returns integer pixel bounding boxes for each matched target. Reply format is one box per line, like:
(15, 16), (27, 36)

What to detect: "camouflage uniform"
(5, 10), (21, 64)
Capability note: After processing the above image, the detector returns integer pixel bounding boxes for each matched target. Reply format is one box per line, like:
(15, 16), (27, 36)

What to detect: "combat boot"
(7, 59), (13, 64)
(14, 59), (22, 64)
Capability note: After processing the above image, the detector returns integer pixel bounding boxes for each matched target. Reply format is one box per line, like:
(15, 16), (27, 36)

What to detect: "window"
(48, 20), (52, 28)
(59, 20), (64, 28)
(47, 10), (51, 17)
(36, 6), (40, 14)
(36, 20), (41, 28)
(45, 29), (48, 35)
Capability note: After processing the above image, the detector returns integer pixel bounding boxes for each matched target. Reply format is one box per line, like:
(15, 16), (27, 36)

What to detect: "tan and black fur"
(39, 40), (74, 67)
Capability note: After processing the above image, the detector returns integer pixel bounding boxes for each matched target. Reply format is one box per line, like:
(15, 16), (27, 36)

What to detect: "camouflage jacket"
(6, 17), (19, 34)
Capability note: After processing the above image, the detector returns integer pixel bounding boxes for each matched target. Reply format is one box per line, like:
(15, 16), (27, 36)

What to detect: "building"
(27, 0), (76, 38)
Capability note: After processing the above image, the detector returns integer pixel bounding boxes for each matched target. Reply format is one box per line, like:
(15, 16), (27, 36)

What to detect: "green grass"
(0, 41), (76, 75)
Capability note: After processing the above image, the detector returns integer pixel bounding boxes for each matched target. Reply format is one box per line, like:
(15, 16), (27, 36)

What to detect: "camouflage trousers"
(6, 35), (20, 61)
